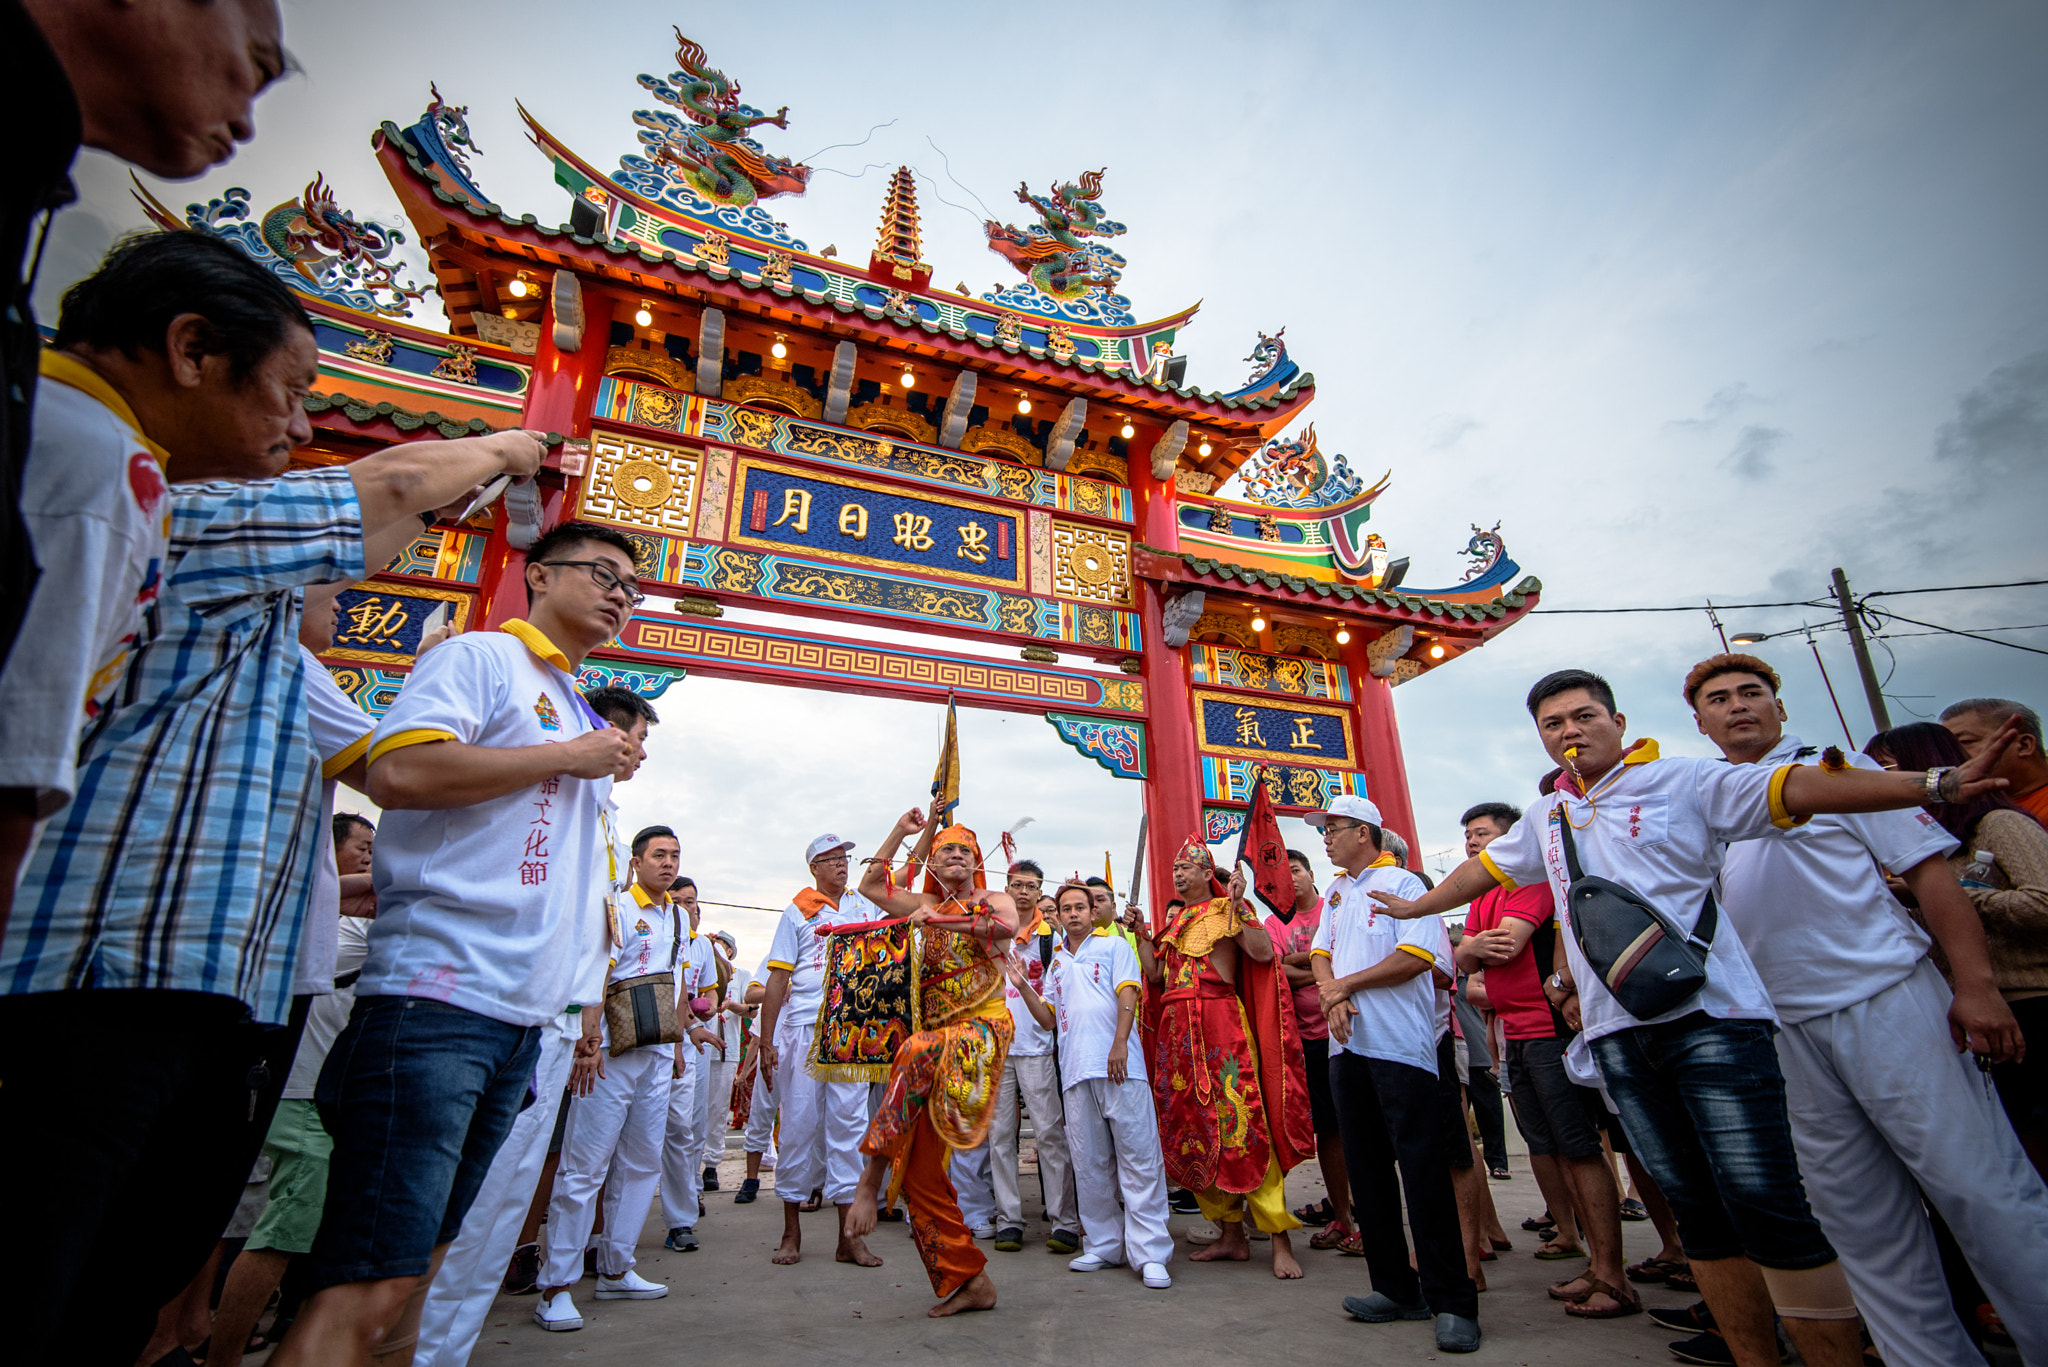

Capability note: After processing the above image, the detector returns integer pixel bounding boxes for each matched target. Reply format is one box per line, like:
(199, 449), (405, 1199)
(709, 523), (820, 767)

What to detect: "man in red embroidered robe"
(1134, 835), (1315, 1278)
(846, 811), (1020, 1317)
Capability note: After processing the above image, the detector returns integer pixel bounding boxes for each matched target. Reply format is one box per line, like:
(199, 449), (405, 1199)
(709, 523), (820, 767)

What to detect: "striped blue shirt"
(3, 466), (365, 1022)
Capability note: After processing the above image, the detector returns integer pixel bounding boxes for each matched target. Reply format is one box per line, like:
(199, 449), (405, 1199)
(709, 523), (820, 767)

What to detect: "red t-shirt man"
(1265, 897), (1327, 1040)
(1463, 881), (1562, 1040)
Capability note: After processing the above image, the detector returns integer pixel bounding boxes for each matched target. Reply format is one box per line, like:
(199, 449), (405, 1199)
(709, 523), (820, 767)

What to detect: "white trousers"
(1777, 959), (2048, 1366)
(991, 1051), (1077, 1229)
(1064, 1076), (1173, 1269)
(541, 1044), (669, 1287)
(768, 1018), (865, 1205)
(416, 1029), (575, 1367)
(661, 1044), (710, 1229)
(700, 1058), (736, 1167)
(743, 1057), (779, 1155)
(950, 1141), (995, 1229)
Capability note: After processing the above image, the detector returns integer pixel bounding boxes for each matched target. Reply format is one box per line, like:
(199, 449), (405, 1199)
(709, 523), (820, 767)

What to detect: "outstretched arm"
(859, 807), (929, 914)
(1371, 857), (1497, 920)
(1782, 718), (2020, 817)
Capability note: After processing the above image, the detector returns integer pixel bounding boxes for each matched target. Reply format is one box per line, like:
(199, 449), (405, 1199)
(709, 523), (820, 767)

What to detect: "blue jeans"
(1592, 1013), (1834, 1267)
(310, 996), (542, 1286)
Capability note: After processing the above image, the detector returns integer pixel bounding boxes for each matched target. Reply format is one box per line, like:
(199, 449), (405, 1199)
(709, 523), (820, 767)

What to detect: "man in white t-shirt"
(734, 951), (779, 1203)
(1305, 795), (1476, 1352)
(1373, 667), (2026, 1367)
(282, 521), (644, 1364)
(985, 859), (1079, 1254)
(699, 928), (741, 1184)
(657, 873), (724, 1252)
(414, 683), (652, 1367)
(1691, 653), (2048, 1365)
(756, 834), (887, 1268)
(533, 827), (694, 1331)
(1012, 881), (1172, 1288)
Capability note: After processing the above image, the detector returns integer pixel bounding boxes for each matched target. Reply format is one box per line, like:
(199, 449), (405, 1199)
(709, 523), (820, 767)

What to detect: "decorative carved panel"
(1050, 521), (1134, 606)
(577, 430), (701, 536)
(845, 401), (936, 445)
(960, 424), (1043, 466)
(604, 345), (694, 392)
(1272, 625), (1339, 660)
(726, 374), (823, 419)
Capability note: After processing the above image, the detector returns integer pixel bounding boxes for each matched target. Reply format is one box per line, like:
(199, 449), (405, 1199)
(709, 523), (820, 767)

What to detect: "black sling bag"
(1553, 807), (1716, 1021)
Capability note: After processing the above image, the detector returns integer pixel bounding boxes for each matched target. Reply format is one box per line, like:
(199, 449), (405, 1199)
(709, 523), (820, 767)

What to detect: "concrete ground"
(455, 1139), (1713, 1366)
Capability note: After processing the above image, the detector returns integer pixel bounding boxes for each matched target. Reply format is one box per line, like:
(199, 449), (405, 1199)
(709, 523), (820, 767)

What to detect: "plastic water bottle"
(1960, 850), (1998, 890)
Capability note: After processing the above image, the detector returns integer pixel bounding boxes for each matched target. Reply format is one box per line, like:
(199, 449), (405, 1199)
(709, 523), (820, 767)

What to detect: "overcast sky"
(39, 1), (2048, 959)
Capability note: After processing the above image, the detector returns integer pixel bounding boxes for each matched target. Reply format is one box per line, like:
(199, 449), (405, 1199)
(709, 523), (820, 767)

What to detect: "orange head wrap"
(921, 824), (987, 898)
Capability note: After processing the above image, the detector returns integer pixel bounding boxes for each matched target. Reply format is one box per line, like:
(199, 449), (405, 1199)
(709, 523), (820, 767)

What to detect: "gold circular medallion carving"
(1066, 542), (1116, 586)
(611, 459), (673, 509)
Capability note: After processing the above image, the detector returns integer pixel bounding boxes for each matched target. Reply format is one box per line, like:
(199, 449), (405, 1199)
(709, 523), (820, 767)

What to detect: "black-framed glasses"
(1322, 820), (1365, 835)
(542, 559), (645, 606)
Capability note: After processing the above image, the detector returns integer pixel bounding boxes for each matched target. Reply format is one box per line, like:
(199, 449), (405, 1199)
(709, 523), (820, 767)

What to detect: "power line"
(1878, 622), (2048, 640)
(1866, 606), (2048, 658)
(1529, 576), (2048, 618)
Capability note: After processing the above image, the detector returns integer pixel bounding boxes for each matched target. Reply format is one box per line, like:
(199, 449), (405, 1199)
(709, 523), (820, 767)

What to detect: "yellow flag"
(930, 695), (960, 821)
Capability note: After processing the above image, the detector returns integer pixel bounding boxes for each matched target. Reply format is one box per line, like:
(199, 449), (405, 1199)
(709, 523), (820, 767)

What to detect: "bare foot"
(1270, 1231), (1304, 1280)
(928, 1269), (997, 1317)
(836, 1237), (883, 1267)
(845, 1187), (879, 1240)
(772, 1234), (802, 1266)
(1189, 1224), (1250, 1262)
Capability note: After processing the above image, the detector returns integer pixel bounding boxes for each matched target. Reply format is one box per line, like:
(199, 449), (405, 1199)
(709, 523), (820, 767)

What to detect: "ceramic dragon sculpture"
(1238, 425), (1364, 510)
(984, 168), (1129, 301)
(637, 29), (811, 207)
(1460, 522), (1506, 582)
(423, 82), (480, 176)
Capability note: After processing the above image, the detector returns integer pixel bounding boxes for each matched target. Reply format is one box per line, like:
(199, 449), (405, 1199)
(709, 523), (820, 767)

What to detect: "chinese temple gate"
(135, 35), (1540, 911)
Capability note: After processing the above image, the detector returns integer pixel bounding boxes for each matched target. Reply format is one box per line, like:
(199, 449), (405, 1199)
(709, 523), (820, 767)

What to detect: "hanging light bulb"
(1335, 627), (1351, 645)
(1017, 395), (1032, 415)
(633, 301), (653, 328)
(506, 273), (531, 299)
(771, 334), (788, 360)
(900, 367), (916, 388)
(1197, 438), (1213, 457)
(1119, 419), (1136, 440)
(1251, 614), (1268, 633)
(1429, 643), (1447, 659)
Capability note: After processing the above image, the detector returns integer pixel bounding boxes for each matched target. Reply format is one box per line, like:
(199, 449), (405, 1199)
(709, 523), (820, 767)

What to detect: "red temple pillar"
(477, 282), (614, 629)
(1130, 429), (1198, 928)
(1352, 668), (1419, 855)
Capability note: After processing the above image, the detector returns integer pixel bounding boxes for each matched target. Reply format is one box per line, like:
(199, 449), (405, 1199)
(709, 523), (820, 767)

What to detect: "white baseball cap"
(1303, 794), (1384, 829)
(805, 834), (855, 864)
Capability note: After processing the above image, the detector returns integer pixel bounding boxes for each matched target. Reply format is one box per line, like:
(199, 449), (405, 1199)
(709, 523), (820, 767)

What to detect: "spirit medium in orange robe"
(859, 911), (1014, 1299)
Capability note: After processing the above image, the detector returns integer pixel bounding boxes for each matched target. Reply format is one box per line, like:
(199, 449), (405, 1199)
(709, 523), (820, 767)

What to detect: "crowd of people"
(6, 7), (2048, 1367)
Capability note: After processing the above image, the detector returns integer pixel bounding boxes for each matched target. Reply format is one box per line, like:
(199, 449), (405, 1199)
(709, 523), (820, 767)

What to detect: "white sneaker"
(594, 1268), (668, 1300)
(971, 1223), (997, 1239)
(532, 1291), (583, 1331)
(759, 1152), (776, 1171)
(1142, 1261), (1172, 1289)
(1068, 1253), (1124, 1272)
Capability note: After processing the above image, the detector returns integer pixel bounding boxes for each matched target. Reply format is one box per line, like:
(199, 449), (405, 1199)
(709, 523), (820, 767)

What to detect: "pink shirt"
(1265, 898), (1327, 1040)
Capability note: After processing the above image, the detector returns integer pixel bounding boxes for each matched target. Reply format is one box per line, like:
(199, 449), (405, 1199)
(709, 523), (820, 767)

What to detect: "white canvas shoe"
(532, 1290), (583, 1331)
(594, 1268), (668, 1300)
(1142, 1261), (1172, 1289)
(970, 1222), (997, 1239)
(1068, 1253), (1124, 1272)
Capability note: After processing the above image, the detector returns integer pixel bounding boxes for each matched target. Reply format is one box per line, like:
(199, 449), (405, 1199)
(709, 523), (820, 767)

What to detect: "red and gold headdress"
(1174, 831), (1226, 899)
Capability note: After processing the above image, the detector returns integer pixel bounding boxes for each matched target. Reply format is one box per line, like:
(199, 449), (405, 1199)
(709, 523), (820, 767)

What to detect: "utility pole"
(1831, 567), (1890, 736)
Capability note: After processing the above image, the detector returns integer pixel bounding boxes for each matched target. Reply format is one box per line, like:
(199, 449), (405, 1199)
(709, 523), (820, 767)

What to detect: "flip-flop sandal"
(1488, 1164), (1512, 1180)
(1626, 1257), (1684, 1284)
(1548, 1274), (1597, 1302)
(1562, 1277), (1642, 1319)
(1534, 1242), (1587, 1260)
(1308, 1222), (1354, 1251)
(1489, 1237), (1513, 1251)
(1619, 1198), (1649, 1221)
(798, 1189), (824, 1212)
(1479, 1249), (1497, 1263)
(1337, 1229), (1365, 1257)
(1664, 1267), (1699, 1293)
(1521, 1212), (1554, 1231)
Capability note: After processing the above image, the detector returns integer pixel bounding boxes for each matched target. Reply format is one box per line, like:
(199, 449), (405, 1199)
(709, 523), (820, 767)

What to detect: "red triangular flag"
(1233, 770), (1296, 919)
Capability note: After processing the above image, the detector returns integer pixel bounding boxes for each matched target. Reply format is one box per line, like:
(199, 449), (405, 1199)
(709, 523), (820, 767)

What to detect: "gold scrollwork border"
(845, 401), (937, 445)
(1191, 688), (1357, 766)
(726, 374), (824, 420)
(604, 346), (695, 392)
(960, 424), (1043, 466)
(725, 456), (1026, 591)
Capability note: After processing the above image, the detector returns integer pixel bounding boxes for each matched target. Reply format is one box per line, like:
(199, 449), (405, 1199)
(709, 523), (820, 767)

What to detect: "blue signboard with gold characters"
(1192, 689), (1355, 767)
(325, 583), (473, 666)
(727, 456), (1023, 590)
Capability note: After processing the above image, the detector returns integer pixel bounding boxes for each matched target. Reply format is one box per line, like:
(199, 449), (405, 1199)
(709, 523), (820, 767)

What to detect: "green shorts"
(246, 1099), (334, 1255)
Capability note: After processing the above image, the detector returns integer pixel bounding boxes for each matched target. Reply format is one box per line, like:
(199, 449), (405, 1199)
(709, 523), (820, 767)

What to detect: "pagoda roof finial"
(868, 165), (931, 289)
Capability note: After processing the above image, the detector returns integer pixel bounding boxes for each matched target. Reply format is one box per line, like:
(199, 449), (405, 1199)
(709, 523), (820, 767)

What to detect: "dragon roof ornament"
(133, 174), (430, 318)
(1218, 328), (1304, 404)
(1236, 424), (1365, 511)
(610, 29), (812, 249)
(402, 82), (488, 208)
(982, 168), (1136, 326)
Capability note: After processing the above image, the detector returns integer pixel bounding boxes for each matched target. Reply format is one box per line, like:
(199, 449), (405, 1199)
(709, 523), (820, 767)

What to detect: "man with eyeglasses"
(984, 859), (1080, 1253)
(755, 833), (888, 1269)
(276, 519), (645, 1364)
